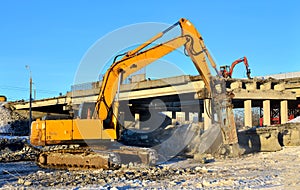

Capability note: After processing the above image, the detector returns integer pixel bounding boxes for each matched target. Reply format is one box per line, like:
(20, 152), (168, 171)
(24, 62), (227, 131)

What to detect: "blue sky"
(0, 1), (299, 101)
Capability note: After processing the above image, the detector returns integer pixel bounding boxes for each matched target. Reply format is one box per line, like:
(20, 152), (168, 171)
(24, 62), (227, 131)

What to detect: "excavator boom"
(96, 18), (219, 121)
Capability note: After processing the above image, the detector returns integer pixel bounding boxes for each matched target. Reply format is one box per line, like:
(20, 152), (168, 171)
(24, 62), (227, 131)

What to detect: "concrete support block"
(279, 124), (300, 146)
(230, 81), (242, 90)
(238, 127), (281, 152)
(263, 100), (271, 126)
(245, 82), (256, 91)
(260, 82), (271, 90)
(203, 99), (211, 130)
(244, 100), (252, 127)
(274, 83), (285, 91)
(280, 100), (288, 124)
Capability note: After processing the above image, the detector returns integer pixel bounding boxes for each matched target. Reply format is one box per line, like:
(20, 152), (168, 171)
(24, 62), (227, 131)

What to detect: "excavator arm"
(229, 56), (251, 79)
(96, 18), (219, 121)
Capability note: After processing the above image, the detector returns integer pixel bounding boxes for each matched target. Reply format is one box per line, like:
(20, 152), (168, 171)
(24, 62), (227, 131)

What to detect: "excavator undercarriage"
(36, 145), (157, 170)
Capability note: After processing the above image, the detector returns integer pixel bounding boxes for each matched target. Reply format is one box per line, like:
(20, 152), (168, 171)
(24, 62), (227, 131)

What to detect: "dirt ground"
(1, 146), (300, 189)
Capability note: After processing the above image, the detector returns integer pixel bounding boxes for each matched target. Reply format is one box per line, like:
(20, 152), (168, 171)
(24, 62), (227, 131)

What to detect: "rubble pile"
(2, 161), (279, 189)
(238, 127), (282, 153)
(0, 137), (39, 162)
(0, 103), (13, 134)
(2, 136), (300, 189)
(278, 123), (300, 146)
(0, 103), (29, 135)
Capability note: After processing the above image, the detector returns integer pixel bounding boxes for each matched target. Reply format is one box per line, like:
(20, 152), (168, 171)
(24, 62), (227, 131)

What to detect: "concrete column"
(263, 100), (271, 126)
(203, 99), (211, 130)
(280, 100), (288, 124)
(244, 100), (252, 127)
(135, 113), (140, 129)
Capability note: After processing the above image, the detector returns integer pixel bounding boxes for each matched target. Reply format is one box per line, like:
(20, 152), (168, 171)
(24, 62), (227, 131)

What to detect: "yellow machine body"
(30, 119), (117, 146)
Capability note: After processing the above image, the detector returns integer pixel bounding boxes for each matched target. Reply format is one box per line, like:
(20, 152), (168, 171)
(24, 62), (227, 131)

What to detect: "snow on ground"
(1, 146), (300, 189)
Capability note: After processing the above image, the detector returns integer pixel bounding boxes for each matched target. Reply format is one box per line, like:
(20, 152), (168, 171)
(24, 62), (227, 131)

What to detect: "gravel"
(3, 147), (300, 189)
(0, 123), (299, 189)
(0, 136), (38, 162)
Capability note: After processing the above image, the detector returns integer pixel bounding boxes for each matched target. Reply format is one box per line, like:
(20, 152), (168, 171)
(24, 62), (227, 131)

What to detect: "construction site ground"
(1, 145), (300, 189)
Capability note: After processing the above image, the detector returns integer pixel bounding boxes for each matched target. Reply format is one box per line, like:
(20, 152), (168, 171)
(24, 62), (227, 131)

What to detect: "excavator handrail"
(95, 18), (219, 121)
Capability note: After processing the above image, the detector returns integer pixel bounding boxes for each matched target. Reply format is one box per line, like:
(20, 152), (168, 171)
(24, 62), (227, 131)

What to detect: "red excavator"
(220, 56), (252, 79)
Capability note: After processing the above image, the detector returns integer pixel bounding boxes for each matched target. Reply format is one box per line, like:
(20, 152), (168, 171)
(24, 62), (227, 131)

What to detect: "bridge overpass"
(12, 73), (300, 127)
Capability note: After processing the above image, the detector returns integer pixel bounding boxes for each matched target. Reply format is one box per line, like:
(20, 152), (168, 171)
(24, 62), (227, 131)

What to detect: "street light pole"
(25, 65), (32, 134)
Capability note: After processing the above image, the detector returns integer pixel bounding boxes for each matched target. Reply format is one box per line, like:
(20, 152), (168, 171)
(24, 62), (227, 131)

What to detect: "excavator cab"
(220, 65), (231, 78)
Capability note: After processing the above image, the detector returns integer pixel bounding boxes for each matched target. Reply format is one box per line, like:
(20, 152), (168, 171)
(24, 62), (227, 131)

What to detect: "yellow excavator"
(30, 18), (238, 170)
(0, 95), (7, 102)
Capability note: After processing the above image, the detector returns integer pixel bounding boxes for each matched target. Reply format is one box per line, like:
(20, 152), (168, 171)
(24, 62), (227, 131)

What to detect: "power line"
(0, 85), (61, 94)
(0, 86), (27, 92)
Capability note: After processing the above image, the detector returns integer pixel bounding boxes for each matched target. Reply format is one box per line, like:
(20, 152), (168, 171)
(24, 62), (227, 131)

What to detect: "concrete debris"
(0, 103), (13, 133)
(238, 127), (282, 153)
(0, 162), (276, 189)
(0, 136), (39, 162)
(0, 103), (29, 135)
(278, 123), (300, 146)
(4, 145), (300, 189)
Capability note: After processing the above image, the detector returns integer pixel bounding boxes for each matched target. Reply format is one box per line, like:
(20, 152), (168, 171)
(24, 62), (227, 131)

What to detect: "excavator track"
(36, 145), (158, 170)
(37, 148), (121, 170)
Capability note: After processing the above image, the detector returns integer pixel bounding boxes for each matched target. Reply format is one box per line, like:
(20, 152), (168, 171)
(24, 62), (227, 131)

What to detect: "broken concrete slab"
(238, 127), (282, 153)
(278, 123), (300, 146)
